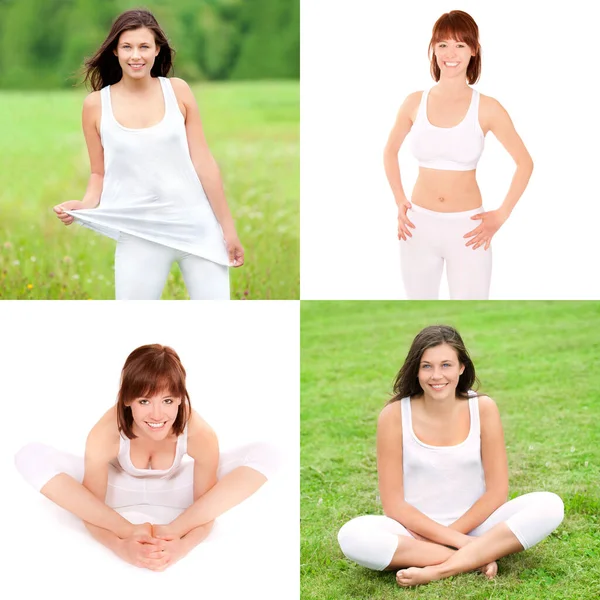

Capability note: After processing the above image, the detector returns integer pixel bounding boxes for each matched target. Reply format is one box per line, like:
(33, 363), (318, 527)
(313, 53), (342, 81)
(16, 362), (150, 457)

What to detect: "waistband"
(409, 204), (484, 220)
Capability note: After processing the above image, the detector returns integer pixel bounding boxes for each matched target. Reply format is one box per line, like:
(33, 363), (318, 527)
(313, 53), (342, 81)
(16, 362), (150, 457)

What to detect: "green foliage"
(0, 0), (299, 89)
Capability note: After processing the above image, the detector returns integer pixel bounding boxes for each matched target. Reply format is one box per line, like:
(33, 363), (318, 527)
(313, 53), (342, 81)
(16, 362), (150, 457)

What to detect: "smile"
(145, 421), (167, 429)
(129, 64), (145, 69)
(444, 62), (459, 67)
(429, 383), (447, 390)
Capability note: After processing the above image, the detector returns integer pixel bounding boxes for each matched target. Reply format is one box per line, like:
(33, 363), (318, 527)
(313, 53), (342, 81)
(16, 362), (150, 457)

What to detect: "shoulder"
(476, 395), (502, 428)
(83, 90), (101, 109)
(401, 90), (424, 111)
(86, 406), (120, 460)
(186, 408), (218, 459)
(169, 77), (194, 101)
(378, 400), (403, 431)
(478, 93), (509, 118)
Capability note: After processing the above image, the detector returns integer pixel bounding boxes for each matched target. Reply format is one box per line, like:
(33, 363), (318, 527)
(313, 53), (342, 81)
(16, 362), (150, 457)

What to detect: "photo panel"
(2, 300), (299, 599)
(301, 300), (599, 598)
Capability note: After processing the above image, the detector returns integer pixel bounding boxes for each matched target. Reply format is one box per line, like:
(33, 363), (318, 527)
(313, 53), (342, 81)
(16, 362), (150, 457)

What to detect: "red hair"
(429, 10), (481, 85)
(116, 344), (191, 439)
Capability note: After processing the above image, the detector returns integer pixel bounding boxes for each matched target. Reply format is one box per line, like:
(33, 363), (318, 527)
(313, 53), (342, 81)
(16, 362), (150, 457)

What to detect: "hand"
(118, 523), (170, 571)
(53, 200), (86, 226)
(225, 232), (244, 267)
(397, 200), (416, 241)
(152, 524), (189, 571)
(463, 209), (507, 250)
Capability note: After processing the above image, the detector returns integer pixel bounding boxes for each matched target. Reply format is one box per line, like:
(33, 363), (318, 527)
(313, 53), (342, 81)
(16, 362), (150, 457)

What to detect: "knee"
(542, 492), (565, 530)
(241, 441), (282, 480)
(337, 518), (394, 571)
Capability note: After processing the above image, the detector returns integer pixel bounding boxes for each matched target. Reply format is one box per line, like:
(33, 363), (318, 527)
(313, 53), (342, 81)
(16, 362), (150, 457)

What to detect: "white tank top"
(112, 421), (189, 478)
(401, 393), (486, 526)
(409, 87), (484, 171)
(66, 77), (229, 266)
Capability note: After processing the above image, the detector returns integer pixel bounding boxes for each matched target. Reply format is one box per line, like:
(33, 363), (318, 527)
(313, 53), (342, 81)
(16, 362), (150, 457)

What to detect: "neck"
(435, 77), (471, 96)
(420, 393), (462, 417)
(117, 74), (157, 93)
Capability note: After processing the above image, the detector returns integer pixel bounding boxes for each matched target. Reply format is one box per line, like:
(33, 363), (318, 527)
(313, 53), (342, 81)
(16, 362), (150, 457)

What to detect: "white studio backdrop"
(301, 0), (600, 300)
(1, 301), (300, 600)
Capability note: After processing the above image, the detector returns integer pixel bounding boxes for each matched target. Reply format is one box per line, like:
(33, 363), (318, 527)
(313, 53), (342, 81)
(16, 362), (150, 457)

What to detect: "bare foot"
(396, 566), (441, 587)
(479, 560), (498, 579)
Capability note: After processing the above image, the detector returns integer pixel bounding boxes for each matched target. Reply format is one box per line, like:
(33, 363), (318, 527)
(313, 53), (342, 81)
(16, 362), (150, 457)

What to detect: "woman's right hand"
(118, 523), (169, 571)
(397, 200), (415, 241)
(53, 200), (86, 226)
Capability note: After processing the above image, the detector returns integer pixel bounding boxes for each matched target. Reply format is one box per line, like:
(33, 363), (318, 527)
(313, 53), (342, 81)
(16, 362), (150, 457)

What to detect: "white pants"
(15, 441), (279, 524)
(338, 492), (564, 571)
(400, 205), (492, 300)
(115, 233), (230, 300)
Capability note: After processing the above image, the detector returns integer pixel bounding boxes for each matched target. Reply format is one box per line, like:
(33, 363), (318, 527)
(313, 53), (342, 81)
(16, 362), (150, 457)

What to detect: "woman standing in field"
(383, 10), (533, 300)
(53, 9), (243, 300)
(337, 325), (564, 587)
(14, 344), (279, 571)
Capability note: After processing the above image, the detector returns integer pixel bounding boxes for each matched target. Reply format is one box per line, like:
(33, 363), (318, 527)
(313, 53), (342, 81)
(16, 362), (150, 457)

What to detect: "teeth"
(146, 422), (165, 428)
(445, 62), (458, 67)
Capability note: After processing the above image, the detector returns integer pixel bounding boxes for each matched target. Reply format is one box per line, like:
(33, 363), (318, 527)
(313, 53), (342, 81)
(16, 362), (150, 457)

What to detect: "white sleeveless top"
(66, 77), (230, 266)
(401, 393), (486, 526)
(112, 421), (189, 478)
(409, 87), (484, 171)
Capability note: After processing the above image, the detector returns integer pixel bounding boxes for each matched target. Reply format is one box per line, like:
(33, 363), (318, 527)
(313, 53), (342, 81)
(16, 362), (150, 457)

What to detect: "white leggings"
(400, 205), (492, 300)
(115, 233), (230, 300)
(338, 492), (564, 571)
(15, 441), (279, 524)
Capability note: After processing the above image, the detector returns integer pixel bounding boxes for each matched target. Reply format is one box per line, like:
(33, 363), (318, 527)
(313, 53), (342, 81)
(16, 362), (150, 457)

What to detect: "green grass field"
(301, 301), (600, 600)
(0, 81), (298, 299)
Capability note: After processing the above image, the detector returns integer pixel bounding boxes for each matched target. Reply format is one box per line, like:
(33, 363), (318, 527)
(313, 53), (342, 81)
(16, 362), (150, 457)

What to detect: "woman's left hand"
(149, 524), (188, 571)
(463, 210), (508, 251)
(225, 233), (245, 267)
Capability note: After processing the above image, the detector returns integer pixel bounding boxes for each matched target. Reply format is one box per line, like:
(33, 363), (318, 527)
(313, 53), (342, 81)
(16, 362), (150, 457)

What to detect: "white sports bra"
(410, 87), (485, 171)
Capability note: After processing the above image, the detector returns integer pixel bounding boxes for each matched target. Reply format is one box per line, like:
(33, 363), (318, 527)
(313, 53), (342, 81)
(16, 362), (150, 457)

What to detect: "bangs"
(121, 352), (187, 404)
(430, 11), (479, 49)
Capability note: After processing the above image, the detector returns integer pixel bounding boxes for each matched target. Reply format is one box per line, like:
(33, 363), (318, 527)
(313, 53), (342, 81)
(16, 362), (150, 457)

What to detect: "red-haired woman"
(53, 9), (243, 300)
(384, 10), (533, 300)
(15, 345), (280, 571)
(337, 326), (563, 587)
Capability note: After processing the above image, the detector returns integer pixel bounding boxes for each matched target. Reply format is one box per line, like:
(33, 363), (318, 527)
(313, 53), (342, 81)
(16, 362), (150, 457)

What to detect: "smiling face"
(417, 343), (465, 401)
(434, 39), (475, 80)
(127, 389), (182, 441)
(113, 27), (160, 80)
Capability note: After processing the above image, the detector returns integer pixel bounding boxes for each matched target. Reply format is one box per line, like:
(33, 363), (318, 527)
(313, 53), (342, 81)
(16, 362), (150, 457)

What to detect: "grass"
(0, 80), (299, 299)
(301, 301), (600, 600)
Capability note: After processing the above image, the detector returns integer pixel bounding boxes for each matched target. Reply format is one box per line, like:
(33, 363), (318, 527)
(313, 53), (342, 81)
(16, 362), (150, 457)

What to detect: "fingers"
(463, 225), (482, 239)
(470, 212), (485, 220)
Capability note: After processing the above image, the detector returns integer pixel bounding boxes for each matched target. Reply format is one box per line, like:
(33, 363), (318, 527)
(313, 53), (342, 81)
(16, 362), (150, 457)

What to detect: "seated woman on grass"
(15, 344), (278, 571)
(337, 325), (564, 587)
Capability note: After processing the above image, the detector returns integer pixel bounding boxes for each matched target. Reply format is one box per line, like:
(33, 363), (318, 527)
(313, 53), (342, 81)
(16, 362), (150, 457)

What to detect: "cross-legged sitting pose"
(337, 325), (564, 587)
(15, 344), (279, 571)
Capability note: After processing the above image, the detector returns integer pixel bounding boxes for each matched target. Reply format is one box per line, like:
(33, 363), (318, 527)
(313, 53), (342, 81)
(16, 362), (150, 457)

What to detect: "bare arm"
(484, 96), (534, 220)
(448, 396), (509, 534)
(80, 92), (105, 208)
(383, 92), (420, 208)
(168, 414), (220, 537)
(171, 77), (238, 238)
(377, 402), (467, 549)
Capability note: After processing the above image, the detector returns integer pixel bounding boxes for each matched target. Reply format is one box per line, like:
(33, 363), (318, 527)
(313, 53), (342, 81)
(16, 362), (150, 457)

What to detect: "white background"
(1, 301), (299, 600)
(301, 0), (600, 299)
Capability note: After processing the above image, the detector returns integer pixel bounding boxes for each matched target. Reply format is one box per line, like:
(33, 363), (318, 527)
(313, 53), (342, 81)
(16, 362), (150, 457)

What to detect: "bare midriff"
(411, 168), (482, 212)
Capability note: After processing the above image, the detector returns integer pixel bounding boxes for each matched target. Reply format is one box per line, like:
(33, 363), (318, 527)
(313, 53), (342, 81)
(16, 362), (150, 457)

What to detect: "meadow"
(301, 301), (600, 600)
(0, 81), (299, 299)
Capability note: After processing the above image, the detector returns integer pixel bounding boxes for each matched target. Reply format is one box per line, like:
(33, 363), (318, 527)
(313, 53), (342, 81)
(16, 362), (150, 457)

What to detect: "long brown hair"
(429, 10), (481, 85)
(116, 344), (191, 439)
(389, 325), (479, 403)
(82, 9), (175, 91)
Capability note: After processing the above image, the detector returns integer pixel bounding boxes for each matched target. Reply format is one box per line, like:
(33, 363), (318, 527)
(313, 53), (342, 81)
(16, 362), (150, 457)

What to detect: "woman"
(53, 9), (243, 300)
(15, 344), (278, 572)
(337, 325), (564, 587)
(383, 10), (533, 300)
